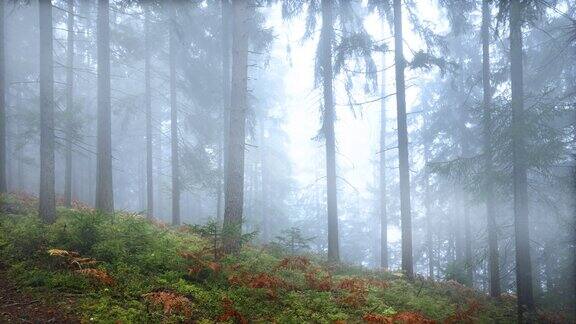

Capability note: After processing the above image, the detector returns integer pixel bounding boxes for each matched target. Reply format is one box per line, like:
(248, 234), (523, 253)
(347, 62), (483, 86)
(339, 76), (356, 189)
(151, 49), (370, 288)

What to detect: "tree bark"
(169, 1), (180, 226)
(259, 117), (269, 242)
(481, 0), (500, 297)
(96, 0), (114, 213)
(145, 6), (153, 219)
(393, 0), (413, 277)
(424, 140), (434, 279)
(321, 0), (339, 263)
(379, 49), (388, 270)
(510, 0), (534, 318)
(223, 0), (250, 254)
(220, 0), (232, 224)
(64, 0), (74, 207)
(39, 0), (56, 223)
(0, 0), (6, 194)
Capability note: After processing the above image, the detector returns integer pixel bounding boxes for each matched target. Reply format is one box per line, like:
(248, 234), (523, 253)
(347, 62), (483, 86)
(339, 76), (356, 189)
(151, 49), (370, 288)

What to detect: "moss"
(0, 194), (521, 323)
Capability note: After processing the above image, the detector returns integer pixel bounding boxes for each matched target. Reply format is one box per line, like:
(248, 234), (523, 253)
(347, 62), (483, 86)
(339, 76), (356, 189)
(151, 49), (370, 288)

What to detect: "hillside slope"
(0, 193), (522, 323)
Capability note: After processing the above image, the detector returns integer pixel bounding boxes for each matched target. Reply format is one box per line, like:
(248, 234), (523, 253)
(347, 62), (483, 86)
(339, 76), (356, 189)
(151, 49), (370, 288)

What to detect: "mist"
(1, 0), (575, 322)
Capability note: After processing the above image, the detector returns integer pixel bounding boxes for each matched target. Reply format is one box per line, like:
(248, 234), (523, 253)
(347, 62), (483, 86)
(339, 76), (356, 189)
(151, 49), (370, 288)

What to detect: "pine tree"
(39, 0), (56, 223)
(95, 0), (114, 213)
(482, 0), (500, 298)
(510, 0), (534, 317)
(223, 0), (250, 253)
(64, 0), (75, 207)
(393, 0), (413, 278)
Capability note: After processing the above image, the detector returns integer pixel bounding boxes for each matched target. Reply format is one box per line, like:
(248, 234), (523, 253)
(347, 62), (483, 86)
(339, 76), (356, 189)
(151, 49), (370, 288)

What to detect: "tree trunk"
(320, 0), (339, 263)
(223, 0), (250, 254)
(220, 0), (232, 223)
(379, 48), (388, 270)
(144, 6), (153, 219)
(510, 0), (534, 318)
(424, 141), (434, 279)
(259, 117), (269, 242)
(393, 0), (413, 277)
(64, 0), (74, 207)
(39, 0), (56, 223)
(169, 1), (180, 226)
(0, 0), (6, 194)
(481, 0), (500, 298)
(96, 0), (114, 213)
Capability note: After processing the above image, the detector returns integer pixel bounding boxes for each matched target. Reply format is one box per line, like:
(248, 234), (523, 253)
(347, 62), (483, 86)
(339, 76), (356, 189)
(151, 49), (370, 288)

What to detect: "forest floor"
(0, 192), (564, 323)
(0, 264), (79, 323)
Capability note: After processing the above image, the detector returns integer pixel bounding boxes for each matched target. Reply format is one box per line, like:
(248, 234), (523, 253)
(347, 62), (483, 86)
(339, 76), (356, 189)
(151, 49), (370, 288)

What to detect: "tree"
(144, 5), (153, 219)
(482, 0), (500, 298)
(64, 0), (75, 207)
(320, 0), (339, 263)
(379, 49), (388, 269)
(0, 0), (5, 194)
(509, 0), (534, 317)
(96, 0), (114, 213)
(169, 0), (180, 226)
(393, 0), (413, 278)
(223, 0), (250, 253)
(39, 0), (56, 223)
(219, 0), (232, 223)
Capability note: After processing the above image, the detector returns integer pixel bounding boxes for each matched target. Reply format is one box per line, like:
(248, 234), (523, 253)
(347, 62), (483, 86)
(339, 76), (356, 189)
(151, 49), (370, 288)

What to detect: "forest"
(0, 0), (575, 323)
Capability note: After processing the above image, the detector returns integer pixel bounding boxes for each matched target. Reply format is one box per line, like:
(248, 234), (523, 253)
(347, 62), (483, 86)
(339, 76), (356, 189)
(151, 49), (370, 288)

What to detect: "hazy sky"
(264, 1), (447, 243)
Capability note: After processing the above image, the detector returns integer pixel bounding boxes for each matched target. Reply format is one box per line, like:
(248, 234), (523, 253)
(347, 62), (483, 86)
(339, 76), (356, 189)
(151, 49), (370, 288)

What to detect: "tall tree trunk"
(220, 0), (232, 223)
(0, 0), (6, 194)
(320, 0), (339, 263)
(458, 66), (473, 287)
(482, 0), (500, 298)
(223, 0), (250, 254)
(424, 140), (434, 279)
(96, 0), (114, 213)
(510, 0), (534, 318)
(379, 49), (388, 270)
(145, 6), (153, 219)
(39, 0), (56, 223)
(64, 0), (74, 207)
(169, 1), (180, 226)
(259, 117), (269, 242)
(393, 0), (413, 277)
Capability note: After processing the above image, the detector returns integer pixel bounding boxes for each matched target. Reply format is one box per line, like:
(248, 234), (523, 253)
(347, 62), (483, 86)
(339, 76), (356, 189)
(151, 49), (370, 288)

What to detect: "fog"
(1, 0), (575, 319)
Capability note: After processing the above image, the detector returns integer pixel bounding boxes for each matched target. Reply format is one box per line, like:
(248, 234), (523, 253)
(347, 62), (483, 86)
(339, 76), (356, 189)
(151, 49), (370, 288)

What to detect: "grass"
(0, 193), (520, 323)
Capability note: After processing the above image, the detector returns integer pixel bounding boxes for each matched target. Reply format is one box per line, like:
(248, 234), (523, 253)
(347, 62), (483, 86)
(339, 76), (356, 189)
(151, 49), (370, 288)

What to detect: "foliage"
(270, 227), (315, 255)
(0, 195), (523, 323)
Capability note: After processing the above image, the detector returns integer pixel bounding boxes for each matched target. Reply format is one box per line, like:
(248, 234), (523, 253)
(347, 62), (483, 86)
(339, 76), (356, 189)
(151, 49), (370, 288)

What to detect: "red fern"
(217, 297), (247, 324)
(143, 291), (192, 317)
(75, 268), (115, 286)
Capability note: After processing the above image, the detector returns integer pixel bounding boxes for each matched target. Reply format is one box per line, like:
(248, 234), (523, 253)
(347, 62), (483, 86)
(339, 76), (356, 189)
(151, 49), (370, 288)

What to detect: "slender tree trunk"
(424, 141), (434, 279)
(510, 0), (534, 318)
(223, 0), (250, 253)
(482, 0), (500, 298)
(96, 0), (114, 213)
(393, 0), (413, 277)
(144, 6), (153, 219)
(320, 0), (339, 263)
(458, 66), (473, 287)
(464, 206), (473, 285)
(0, 0), (6, 194)
(169, 1), (180, 226)
(379, 49), (388, 270)
(64, 0), (74, 207)
(39, 0), (56, 223)
(220, 0), (232, 223)
(259, 117), (269, 242)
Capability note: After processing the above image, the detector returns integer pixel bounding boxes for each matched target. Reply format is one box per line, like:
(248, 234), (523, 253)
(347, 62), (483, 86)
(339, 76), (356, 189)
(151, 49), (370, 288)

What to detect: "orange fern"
(217, 297), (247, 324)
(143, 291), (192, 317)
(75, 268), (115, 286)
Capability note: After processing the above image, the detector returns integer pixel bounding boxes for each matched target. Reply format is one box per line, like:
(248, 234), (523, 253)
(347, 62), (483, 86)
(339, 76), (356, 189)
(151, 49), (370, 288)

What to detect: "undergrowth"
(0, 193), (522, 323)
